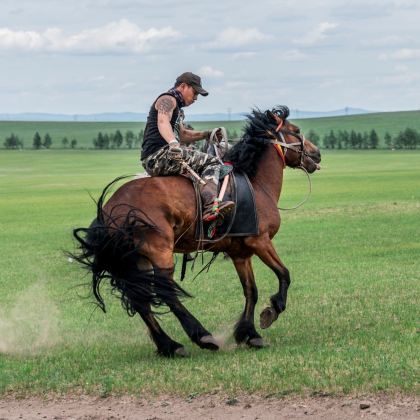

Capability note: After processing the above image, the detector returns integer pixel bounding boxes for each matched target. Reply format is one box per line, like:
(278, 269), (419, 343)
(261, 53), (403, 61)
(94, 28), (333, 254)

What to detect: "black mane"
(226, 106), (289, 178)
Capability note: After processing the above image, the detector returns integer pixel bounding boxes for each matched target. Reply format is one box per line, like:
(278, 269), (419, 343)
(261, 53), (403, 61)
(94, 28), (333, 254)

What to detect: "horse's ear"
(266, 109), (284, 131)
(272, 105), (290, 120)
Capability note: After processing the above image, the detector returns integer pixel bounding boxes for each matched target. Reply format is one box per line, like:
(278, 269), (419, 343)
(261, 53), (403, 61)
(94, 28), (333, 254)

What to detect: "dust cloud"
(0, 282), (61, 355)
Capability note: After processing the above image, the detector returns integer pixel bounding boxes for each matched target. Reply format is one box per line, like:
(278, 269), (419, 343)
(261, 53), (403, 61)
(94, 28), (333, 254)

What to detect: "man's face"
(179, 83), (198, 106)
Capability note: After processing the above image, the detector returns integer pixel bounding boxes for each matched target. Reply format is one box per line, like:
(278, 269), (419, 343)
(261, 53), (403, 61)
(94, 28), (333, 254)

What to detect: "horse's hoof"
(199, 335), (219, 351)
(247, 337), (267, 349)
(260, 307), (279, 329)
(174, 346), (189, 358)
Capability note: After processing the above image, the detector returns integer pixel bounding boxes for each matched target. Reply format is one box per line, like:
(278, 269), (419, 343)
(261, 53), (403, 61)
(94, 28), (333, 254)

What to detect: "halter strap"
(269, 134), (302, 153)
(273, 143), (285, 165)
(269, 130), (306, 167)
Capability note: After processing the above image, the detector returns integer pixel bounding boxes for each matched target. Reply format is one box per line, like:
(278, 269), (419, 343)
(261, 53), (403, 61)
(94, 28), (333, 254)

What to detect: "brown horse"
(72, 106), (321, 357)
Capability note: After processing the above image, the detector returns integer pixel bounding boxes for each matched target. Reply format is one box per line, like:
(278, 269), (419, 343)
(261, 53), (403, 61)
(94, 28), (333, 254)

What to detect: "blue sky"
(1, 0), (419, 115)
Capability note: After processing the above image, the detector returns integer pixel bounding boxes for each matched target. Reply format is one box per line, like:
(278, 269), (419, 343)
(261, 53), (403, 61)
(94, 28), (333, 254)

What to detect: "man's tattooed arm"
(155, 95), (177, 143)
(155, 95), (176, 116)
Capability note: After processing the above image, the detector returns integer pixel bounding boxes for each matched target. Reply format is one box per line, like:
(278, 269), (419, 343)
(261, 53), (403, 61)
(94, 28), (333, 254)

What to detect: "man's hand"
(168, 142), (183, 160)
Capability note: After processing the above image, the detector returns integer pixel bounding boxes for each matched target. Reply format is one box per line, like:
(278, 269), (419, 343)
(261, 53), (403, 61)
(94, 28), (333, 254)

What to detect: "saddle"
(140, 167), (258, 239)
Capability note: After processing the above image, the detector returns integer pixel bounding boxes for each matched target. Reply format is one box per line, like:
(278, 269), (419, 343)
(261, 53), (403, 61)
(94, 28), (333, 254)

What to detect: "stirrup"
(217, 201), (235, 217)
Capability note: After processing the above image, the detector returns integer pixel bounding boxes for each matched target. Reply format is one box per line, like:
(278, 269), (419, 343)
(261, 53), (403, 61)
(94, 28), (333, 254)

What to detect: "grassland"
(1, 109), (420, 149)
(0, 149), (419, 397)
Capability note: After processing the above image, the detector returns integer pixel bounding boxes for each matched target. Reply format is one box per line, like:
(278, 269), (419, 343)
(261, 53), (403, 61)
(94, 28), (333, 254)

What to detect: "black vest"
(141, 92), (184, 160)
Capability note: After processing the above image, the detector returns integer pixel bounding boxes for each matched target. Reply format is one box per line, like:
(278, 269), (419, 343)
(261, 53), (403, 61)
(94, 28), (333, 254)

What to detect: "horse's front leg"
(231, 256), (265, 348)
(253, 239), (290, 329)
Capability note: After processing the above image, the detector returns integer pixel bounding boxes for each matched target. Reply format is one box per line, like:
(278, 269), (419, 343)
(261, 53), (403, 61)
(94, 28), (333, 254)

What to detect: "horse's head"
(266, 106), (321, 173)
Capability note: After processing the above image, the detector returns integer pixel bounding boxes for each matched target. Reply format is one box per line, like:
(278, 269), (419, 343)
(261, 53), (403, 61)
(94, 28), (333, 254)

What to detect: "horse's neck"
(253, 145), (284, 202)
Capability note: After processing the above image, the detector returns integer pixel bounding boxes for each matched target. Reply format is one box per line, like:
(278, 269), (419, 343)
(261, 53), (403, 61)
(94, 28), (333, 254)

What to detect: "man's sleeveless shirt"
(141, 92), (184, 160)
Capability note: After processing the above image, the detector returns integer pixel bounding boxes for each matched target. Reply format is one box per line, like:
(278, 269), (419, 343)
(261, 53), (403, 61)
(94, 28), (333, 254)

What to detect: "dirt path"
(0, 394), (418, 419)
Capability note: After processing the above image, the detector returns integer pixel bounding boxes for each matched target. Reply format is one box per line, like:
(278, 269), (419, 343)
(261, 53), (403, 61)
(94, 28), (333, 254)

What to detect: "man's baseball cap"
(175, 72), (209, 96)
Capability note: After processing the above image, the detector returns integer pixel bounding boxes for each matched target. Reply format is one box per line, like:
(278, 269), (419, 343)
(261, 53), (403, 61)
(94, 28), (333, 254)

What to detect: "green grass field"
(1, 109), (420, 149)
(0, 149), (419, 397)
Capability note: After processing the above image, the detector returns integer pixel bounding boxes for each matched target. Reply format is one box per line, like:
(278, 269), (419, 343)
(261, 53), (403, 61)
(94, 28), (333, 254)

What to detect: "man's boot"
(200, 182), (235, 223)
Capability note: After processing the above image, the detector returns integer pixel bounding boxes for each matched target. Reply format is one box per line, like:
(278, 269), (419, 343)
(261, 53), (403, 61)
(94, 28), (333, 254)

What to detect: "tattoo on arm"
(156, 96), (175, 116)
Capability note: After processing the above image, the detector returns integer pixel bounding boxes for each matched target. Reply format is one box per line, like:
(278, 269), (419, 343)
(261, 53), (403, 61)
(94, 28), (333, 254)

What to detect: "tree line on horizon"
(92, 129), (143, 149)
(2, 127), (420, 150)
(307, 128), (420, 150)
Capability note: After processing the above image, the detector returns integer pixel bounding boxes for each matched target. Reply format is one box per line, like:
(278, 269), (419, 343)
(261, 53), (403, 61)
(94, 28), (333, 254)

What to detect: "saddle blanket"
(217, 171), (259, 237)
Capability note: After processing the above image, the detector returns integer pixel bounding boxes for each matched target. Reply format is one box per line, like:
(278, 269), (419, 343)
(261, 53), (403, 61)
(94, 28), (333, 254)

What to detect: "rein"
(277, 166), (312, 211)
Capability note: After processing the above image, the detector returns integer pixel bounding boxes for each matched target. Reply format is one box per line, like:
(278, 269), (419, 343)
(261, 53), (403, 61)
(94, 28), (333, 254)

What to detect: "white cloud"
(120, 82), (136, 90)
(293, 22), (338, 46)
(282, 49), (307, 61)
(224, 81), (248, 89)
(232, 52), (257, 60)
(0, 19), (181, 54)
(197, 66), (224, 78)
(375, 63), (419, 87)
(319, 79), (343, 88)
(0, 28), (45, 50)
(89, 75), (106, 82)
(380, 48), (420, 60)
(361, 35), (406, 47)
(206, 27), (270, 49)
(390, 0), (418, 9)
(2, 0), (420, 114)
(376, 69), (419, 86)
(394, 64), (409, 72)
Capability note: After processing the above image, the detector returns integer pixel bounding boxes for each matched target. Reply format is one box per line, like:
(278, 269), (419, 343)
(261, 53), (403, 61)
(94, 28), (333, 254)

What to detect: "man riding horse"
(73, 101), (322, 357)
(141, 72), (235, 222)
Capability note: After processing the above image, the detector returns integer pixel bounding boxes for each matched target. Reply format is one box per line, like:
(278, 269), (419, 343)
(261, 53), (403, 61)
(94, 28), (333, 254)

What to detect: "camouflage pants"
(141, 146), (220, 185)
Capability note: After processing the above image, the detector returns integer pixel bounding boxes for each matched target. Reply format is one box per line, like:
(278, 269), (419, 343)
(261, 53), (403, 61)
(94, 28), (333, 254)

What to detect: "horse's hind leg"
(154, 267), (219, 351)
(135, 303), (188, 358)
(134, 258), (187, 357)
(254, 240), (290, 329)
(142, 229), (219, 351)
(231, 256), (264, 348)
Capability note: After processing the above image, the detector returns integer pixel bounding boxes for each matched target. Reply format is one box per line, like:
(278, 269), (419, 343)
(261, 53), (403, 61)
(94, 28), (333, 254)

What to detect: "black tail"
(70, 176), (191, 316)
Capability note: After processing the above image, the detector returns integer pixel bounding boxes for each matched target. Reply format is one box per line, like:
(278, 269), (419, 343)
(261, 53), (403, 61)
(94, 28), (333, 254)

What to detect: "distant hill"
(294, 109), (420, 141)
(1, 109), (420, 149)
(0, 107), (374, 122)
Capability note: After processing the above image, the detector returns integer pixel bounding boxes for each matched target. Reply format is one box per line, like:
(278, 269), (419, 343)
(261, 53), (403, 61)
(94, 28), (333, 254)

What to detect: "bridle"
(269, 122), (306, 168)
(267, 120), (315, 210)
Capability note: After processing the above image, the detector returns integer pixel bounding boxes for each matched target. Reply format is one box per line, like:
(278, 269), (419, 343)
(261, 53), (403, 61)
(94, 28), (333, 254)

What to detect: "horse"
(71, 106), (321, 357)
